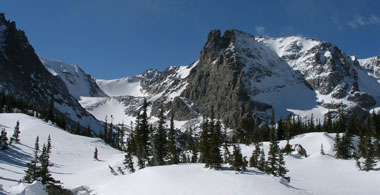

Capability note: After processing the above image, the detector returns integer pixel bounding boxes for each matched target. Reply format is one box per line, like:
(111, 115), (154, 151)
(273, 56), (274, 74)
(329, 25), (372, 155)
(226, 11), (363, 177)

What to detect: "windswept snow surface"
(96, 76), (144, 97)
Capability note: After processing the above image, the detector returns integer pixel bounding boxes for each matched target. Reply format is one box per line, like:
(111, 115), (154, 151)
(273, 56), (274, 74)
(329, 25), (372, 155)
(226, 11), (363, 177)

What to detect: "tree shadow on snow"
(0, 145), (31, 168)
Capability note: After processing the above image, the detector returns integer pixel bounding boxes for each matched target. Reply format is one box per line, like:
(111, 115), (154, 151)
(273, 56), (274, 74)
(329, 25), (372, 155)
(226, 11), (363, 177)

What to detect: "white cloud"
(348, 14), (380, 29)
(255, 26), (265, 35)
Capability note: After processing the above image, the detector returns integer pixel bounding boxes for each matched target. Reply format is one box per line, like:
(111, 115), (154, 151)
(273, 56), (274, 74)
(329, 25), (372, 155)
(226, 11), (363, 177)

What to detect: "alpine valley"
(0, 13), (380, 195)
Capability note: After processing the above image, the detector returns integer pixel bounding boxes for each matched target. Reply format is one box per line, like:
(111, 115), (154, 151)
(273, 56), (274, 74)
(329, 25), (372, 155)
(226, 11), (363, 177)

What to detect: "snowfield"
(1, 113), (379, 195)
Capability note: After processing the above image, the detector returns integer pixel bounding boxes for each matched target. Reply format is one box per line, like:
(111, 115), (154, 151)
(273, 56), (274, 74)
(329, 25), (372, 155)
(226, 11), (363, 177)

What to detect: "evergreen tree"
(86, 124), (92, 137)
(22, 137), (40, 183)
(199, 117), (210, 163)
(230, 145), (244, 172)
(94, 147), (98, 160)
(123, 150), (135, 173)
(167, 109), (179, 164)
(207, 117), (223, 169)
(11, 120), (20, 143)
(249, 143), (261, 168)
(39, 143), (59, 185)
(139, 99), (149, 158)
(223, 141), (230, 164)
(75, 121), (81, 135)
(270, 107), (275, 128)
(362, 124), (377, 171)
(277, 118), (285, 140)
(47, 135), (52, 154)
(187, 127), (198, 163)
(333, 133), (342, 158)
(0, 128), (8, 150)
(277, 151), (288, 178)
(266, 128), (279, 176)
(152, 105), (167, 166)
(258, 149), (266, 172)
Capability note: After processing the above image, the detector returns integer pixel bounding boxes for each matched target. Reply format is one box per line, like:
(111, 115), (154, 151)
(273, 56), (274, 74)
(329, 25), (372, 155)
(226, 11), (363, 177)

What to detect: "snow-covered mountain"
(1, 113), (379, 195)
(0, 14), (102, 132)
(74, 30), (380, 131)
(40, 57), (107, 100)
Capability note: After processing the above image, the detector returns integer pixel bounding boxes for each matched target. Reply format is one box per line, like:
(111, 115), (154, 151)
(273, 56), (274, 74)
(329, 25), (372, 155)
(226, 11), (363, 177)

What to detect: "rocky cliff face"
(78, 29), (380, 130)
(0, 14), (101, 131)
(181, 30), (265, 128)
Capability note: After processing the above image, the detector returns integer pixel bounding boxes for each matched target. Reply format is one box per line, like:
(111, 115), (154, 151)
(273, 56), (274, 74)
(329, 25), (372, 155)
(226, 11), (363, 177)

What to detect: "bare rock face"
(181, 30), (264, 128)
(293, 144), (308, 157)
(0, 13), (100, 131)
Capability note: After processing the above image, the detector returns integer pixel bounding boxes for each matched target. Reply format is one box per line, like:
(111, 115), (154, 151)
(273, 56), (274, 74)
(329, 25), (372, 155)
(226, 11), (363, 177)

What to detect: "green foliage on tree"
(152, 105), (167, 166)
(230, 145), (245, 172)
(0, 128), (8, 150)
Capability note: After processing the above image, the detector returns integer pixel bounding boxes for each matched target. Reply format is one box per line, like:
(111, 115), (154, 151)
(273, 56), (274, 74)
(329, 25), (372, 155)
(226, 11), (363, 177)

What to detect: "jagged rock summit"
(0, 12), (379, 131)
(78, 29), (380, 130)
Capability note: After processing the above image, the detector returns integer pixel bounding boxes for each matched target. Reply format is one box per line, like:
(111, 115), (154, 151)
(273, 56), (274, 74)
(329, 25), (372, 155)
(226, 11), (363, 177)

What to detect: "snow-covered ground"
(1, 113), (379, 195)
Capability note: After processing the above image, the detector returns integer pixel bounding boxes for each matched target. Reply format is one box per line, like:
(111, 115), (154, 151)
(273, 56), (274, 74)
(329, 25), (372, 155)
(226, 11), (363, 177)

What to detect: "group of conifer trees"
(0, 120), (21, 150)
(22, 136), (61, 187)
(124, 100), (181, 171)
(330, 110), (380, 171)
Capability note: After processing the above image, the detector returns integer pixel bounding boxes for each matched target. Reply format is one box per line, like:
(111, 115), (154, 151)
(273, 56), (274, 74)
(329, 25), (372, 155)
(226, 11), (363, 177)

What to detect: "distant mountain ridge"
(0, 13), (102, 132)
(1, 12), (379, 131)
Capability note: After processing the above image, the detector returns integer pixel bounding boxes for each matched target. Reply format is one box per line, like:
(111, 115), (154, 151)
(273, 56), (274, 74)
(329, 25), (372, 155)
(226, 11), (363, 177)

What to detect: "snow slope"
(40, 57), (107, 100)
(1, 114), (379, 195)
(96, 76), (144, 97)
(240, 132), (380, 195)
(0, 113), (124, 194)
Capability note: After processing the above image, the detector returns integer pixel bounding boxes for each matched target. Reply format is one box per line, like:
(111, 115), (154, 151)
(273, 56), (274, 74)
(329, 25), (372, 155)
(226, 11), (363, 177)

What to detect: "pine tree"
(249, 143), (261, 168)
(0, 128), (8, 150)
(11, 120), (20, 143)
(230, 145), (244, 172)
(199, 117), (210, 163)
(277, 151), (288, 178)
(362, 124), (377, 171)
(187, 127), (198, 163)
(123, 150), (135, 173)
(75, 121), (81, 135)
(39, 143), (59, 185)
(139, 99), (149, 158)
(86, 124), (92, 137)
(22, 136), (40, 183)
(333, 133), (342, 158)
(277, 118), (285, 140)
(223, 141), (230, 164)
(258, 149), (266, 172)
(207, 117), (223, 169)
(94, 147), (98, 160)
(167, 109), (179, 164)
(153, 105), (167, 166)
(266, 128), (279, 176)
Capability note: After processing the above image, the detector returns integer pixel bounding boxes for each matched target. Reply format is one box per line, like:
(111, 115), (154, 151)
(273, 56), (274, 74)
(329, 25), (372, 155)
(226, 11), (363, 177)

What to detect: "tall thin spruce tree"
(153, 105), (167, 166)
(167, 109), (179, 164)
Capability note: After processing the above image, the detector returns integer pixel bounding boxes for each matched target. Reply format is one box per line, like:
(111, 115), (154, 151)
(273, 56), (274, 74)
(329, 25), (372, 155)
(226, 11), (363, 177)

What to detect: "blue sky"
(1, 0), (380, 79)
